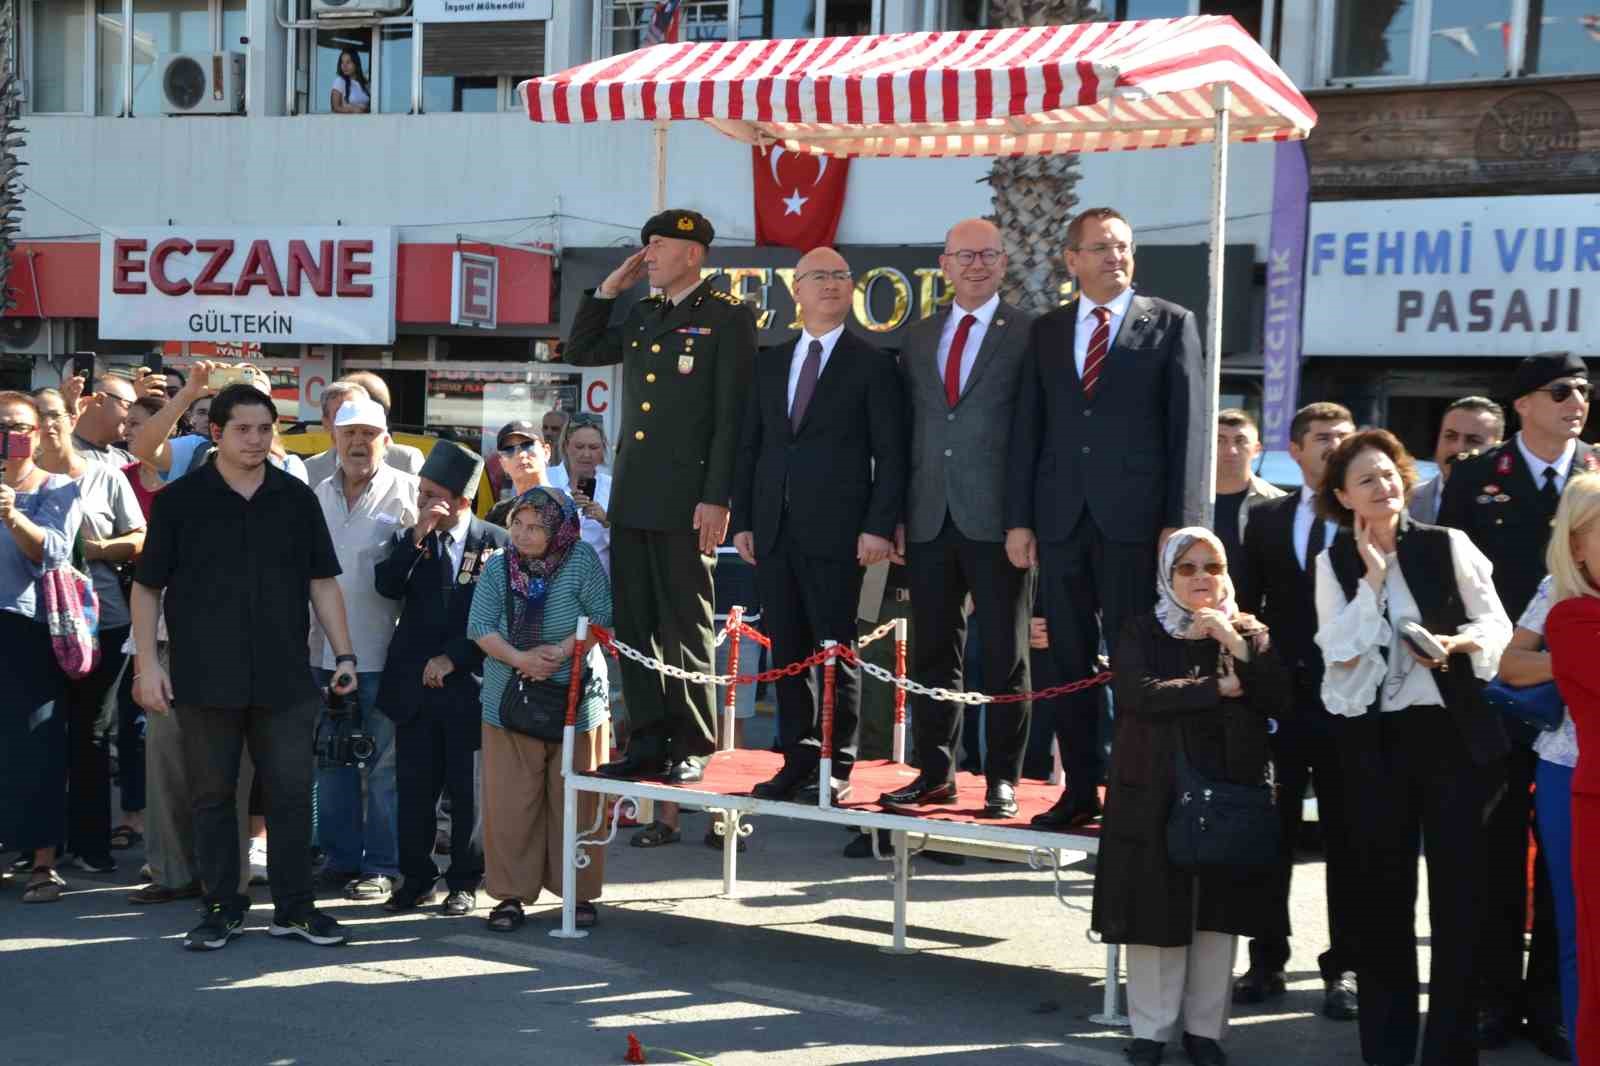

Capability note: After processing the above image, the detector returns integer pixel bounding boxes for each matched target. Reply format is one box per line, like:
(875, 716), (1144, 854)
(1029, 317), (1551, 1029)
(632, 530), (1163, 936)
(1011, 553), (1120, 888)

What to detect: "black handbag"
(495, 557), (582, 742)
(1166, 730), (1281, 873)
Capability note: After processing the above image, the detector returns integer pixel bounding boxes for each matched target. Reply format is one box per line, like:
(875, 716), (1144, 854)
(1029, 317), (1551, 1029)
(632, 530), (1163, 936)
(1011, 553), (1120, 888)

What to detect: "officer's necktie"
(1541, 467), (1560, 516)
(790, 339), (823, 432)
(943, 313), (976, 408)
(1304, 509), (1327, 571)
(435, 531), (454, 589)
(1082, 306), (1113, 398)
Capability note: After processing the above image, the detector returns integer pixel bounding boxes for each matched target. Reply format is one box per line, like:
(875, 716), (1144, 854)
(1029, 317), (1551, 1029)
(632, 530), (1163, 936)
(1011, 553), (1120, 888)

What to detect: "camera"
(313, 687), (377, 769)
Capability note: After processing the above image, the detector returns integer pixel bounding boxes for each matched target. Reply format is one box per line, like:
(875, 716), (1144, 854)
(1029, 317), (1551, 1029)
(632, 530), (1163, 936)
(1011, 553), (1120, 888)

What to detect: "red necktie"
(1081, 306), (1112, 399)
(943, 313), (977, 408)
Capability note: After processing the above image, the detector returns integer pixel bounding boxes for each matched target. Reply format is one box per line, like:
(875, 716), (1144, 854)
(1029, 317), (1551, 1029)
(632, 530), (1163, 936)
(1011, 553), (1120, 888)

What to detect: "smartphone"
(1, 431), (33, 461)
(141, 350), (164, 374)
(577, 475), (597, 499)
(1398, 620), (1447, 663)
(208, 367), (254, 390)
(71, 351), (96, 393)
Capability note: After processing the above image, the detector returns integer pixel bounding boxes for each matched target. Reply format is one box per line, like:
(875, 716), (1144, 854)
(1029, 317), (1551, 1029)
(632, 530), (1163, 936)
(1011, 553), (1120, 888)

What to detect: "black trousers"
(65, 624), (129, 862)
(1247, 681), (1360, 979)
(396, 708), (482, 892)
(611, 526), (717, 761)
(1476, 744), (1562, 1026)
(176, 699), (317, 915)
(905, 515), (1030, 785)
(1038, 519), (1156, 808)
(1340, 705), (1502, 1066)
(755, 523), (863, 776)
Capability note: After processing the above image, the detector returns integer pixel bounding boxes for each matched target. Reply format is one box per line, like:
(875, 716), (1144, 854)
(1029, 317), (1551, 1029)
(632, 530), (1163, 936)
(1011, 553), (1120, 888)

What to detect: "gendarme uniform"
(563, 209), (756, 769)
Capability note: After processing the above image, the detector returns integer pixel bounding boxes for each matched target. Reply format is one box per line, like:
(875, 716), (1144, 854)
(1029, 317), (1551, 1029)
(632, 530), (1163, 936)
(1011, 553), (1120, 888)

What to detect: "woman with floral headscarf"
(1092, 527), (1287, 1066)
(469, 487), (612, 932)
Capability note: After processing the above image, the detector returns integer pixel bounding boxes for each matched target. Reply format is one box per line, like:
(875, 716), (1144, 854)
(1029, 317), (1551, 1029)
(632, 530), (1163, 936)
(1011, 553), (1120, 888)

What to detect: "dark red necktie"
(943, 313), (977, 408)
(1081, 306), (1112, 398)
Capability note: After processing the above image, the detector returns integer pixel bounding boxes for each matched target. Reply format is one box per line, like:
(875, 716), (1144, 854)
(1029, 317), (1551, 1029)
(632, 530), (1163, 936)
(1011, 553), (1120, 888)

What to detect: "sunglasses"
(1535, 381), (1591, 403)
(1174, 561), (1227, 577)
(499, 440), (541, 457)
(568, 413), (603, 427)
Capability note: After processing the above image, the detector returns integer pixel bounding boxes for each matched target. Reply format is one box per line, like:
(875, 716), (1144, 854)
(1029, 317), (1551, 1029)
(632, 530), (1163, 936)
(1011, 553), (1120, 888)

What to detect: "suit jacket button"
(1082, 445), (1091, 454)
(632, 340), (640, 348)
(946, 412), (955, 422)
(635, 430), (646, 441)
(943, 448), (953, 457)
(1084, 409), (1092, 417)
(651, 343), (662, 353)
(646, 373), (657, 383)
(641, 402), (652, 412)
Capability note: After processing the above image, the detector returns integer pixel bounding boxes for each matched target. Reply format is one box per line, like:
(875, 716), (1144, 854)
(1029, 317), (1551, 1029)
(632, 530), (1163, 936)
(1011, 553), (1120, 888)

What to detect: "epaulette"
(710, 289), (745, 306)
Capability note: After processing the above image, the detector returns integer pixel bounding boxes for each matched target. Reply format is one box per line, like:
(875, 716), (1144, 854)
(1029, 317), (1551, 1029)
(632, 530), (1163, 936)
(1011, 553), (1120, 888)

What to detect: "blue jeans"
(1535, 758), (1579, 1059)
(312, 670), (398, 878)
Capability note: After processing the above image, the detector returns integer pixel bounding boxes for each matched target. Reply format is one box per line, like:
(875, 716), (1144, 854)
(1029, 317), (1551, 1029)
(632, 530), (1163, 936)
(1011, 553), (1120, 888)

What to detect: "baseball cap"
(334, 397), (388, 431)
(496, 420), (540, 451)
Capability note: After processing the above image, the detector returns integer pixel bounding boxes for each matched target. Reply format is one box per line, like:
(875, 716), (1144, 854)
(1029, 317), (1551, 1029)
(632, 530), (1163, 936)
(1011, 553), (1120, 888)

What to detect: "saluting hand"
(599, 249), (649, 298)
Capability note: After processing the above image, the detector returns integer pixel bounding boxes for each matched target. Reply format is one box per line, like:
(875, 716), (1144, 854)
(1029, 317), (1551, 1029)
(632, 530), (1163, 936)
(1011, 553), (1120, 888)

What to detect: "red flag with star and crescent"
(753, 146), (850, 251)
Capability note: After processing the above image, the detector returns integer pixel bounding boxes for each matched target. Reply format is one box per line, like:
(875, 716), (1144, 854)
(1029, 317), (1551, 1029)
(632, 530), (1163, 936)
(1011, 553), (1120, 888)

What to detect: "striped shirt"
(468, 541), (612, 731)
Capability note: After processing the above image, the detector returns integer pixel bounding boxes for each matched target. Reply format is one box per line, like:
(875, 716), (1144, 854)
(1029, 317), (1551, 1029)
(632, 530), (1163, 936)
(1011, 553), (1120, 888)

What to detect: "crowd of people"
(1, 203), (1596, 1066)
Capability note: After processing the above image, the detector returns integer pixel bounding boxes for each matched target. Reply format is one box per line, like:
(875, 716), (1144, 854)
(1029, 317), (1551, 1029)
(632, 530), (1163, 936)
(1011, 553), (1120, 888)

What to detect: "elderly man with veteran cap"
(1437, 350), (1595, 1060)
(563, 208), (755, 784)
(308, 396), (420, 901)
(376, 442), (507, 916)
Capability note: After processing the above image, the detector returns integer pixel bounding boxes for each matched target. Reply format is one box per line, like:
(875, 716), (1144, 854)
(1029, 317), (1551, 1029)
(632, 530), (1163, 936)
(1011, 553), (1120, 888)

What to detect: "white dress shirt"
(935, 293), (1000, 395)
(786, 323), (846, 414)
(1516, 432), (1578, 493)
(1072, 286), (1137, 378)
(1293, 486), (1337, 570)
(438, 506), (473, 577)
(1313, 527), (1510, 716)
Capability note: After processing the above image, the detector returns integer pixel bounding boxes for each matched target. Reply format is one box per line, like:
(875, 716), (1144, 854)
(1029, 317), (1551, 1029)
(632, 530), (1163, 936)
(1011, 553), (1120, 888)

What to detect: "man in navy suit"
(1007, 206), (1204, 828)
(375, 442), (508, 916)
(732, 247), (907, 803)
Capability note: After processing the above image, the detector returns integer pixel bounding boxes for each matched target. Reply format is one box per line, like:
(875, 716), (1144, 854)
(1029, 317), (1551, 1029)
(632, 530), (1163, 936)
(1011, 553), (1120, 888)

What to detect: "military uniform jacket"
(564, 278), (756, 532)
(1437, 437), (1600, 622)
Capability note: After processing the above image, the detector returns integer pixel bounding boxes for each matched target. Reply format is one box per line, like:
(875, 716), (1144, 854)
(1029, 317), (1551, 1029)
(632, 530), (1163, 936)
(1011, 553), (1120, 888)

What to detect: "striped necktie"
(1082, 306), (1112, 398)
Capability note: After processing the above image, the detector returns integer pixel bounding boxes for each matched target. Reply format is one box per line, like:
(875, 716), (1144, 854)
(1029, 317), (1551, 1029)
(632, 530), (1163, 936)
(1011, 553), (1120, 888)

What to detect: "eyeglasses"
(499, 440), (541, 457)
(0, 420), (37, 433)
(943, 249), (1002, 267)
(1174, 561), (1227, 577)
(37, 408), (69, 421)
(1073, 242), (1134, 257)
(1535, 381), (1591, 403)
(796, 269), (853, 283)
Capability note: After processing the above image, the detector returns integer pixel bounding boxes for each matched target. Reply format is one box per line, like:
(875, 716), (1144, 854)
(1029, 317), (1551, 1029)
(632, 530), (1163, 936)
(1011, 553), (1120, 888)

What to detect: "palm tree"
(0, 0), (24, 316)
(984, 0), (1098, 315)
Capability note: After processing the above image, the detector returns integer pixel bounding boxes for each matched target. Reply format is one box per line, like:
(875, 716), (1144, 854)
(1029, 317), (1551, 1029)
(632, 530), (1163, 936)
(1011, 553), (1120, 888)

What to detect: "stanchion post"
(818, 640), (837, 809)
(892, 617), (908, 764)
(1089, 942), (1129, 1026)
(551, 617), (591, 940)
(722, 605), (743, 753)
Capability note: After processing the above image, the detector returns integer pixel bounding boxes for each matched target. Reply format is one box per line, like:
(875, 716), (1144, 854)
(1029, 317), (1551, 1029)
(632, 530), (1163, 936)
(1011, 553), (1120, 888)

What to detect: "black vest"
(1329, 516), (1509, 766)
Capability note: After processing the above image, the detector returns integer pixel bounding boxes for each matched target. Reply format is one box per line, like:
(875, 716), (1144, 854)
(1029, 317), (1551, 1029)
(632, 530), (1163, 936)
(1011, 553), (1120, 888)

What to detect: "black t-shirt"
(1213, 489), (1247, 574)
(135, 462), (341, 709)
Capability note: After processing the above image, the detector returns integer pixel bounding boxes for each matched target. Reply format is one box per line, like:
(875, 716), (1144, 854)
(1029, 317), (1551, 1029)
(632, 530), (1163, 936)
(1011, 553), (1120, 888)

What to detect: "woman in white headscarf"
(1091, 527), (1288, 1066)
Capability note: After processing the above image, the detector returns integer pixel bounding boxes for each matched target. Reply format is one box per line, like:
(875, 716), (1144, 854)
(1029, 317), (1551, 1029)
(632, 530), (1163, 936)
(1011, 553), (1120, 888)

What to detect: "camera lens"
(351, 736), (377, 762)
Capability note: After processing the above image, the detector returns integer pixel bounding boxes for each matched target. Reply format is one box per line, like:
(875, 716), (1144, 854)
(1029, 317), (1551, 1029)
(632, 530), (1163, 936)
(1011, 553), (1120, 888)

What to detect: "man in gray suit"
(1407, 395), (1503, 524)
(879, 218), (1036, 819)
(1007, 206), (1204, 829)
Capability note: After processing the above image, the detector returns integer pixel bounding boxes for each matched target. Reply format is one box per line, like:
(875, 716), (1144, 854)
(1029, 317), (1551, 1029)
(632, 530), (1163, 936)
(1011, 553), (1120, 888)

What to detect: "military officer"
(564, 209), (755, 783)
(1436, 350), (1596, 1059)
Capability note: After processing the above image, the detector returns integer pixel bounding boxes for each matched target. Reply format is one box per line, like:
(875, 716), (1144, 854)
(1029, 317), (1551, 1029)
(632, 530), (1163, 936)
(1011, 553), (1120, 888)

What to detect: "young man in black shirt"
(132, 384), (360, 951)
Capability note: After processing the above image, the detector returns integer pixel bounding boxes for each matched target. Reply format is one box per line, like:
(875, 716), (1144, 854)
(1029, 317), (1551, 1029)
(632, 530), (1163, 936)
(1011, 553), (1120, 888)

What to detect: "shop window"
(96, 0), (126, 115)
(1523, 0), (1600, 76)
(599, 0), (864, 57)
(131, 0), (212, 118)
(379, 25), (413, 114)
(28, 0), (87, 113)
(313, 27), (374, 113)
(420, 20), (544, 112)
(1316, 0), (1572, 85)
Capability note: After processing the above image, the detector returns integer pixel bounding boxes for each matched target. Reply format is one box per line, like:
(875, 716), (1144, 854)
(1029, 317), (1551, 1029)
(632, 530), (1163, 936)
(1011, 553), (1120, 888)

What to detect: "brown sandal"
(22, 867), (65, 903)
(487, 900), (525, 932)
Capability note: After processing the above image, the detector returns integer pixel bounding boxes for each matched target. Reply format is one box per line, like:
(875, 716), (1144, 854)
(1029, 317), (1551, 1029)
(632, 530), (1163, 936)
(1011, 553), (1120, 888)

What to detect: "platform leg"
(1088, 943), (1129, 1026)
(879, 829), (917, 956)
(719, 808), (741, 898)
(550, 726), (588, 940)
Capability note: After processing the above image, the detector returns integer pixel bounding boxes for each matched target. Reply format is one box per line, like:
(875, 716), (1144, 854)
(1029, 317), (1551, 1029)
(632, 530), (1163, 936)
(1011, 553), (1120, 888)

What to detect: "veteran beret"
(641, 209), (715, 248)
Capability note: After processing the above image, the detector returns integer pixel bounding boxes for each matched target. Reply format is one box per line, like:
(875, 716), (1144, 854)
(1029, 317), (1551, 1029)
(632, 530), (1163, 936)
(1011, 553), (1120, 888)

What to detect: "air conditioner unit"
(0, 317), (48, 355)
(311, 0), (409, 16)
(157, 52), (245, 115)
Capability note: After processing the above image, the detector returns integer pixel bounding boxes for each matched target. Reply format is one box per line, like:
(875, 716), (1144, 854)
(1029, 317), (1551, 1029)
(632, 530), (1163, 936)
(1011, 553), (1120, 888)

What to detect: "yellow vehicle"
(277, 427), (499, 518)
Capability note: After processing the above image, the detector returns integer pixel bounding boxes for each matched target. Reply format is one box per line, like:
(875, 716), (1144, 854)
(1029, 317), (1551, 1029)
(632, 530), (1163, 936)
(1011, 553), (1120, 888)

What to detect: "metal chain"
(856, 618), (899, 647)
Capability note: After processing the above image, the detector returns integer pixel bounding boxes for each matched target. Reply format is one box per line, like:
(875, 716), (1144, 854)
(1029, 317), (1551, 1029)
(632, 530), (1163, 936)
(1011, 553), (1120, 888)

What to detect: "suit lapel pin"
(995, 317), (1006, 327)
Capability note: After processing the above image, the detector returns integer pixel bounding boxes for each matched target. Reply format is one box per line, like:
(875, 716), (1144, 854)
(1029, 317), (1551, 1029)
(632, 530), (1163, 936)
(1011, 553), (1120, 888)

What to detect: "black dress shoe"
(1232, 966), (1287, 1004)
(981, 780), (1018, 818)
(751, 760), (816, 801)
(441, 889), (476, 917)
(1123, 1038), (1164, 1065)
(796, 778), (853, 805)
(1526, 1019), (1573, 1062)
(1181, 1033), (1227, 1066)
(384, 881), (440, 912)
(1323, 972), (1358, 1020)
(880, 775), (958, 806)
(1475, 1009), (1512, 1050)
(666, 756), (707, 784)
(843, 829), (889, 858)
(596, 749), (670, 780)
(1031, 792), (1102, 828)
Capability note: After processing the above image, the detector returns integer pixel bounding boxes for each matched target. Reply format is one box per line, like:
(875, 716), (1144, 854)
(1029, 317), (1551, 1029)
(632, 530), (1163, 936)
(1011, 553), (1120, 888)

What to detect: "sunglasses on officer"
(1174, 561), (1227, 577)
(1533, 380), (1591, 404)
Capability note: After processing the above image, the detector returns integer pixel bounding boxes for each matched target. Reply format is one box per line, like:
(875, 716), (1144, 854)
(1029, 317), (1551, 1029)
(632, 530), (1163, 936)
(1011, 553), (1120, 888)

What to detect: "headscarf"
(505, 487), (581, 650)
(1154, 526), (1240, 639)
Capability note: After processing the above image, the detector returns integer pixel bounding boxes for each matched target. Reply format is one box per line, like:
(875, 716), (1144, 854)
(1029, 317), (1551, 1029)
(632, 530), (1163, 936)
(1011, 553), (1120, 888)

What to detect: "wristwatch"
(336, 654), (358, 667)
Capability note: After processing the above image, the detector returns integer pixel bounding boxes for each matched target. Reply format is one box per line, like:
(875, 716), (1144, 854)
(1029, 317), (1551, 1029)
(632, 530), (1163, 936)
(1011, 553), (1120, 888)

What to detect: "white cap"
(333, 397), (387, 431)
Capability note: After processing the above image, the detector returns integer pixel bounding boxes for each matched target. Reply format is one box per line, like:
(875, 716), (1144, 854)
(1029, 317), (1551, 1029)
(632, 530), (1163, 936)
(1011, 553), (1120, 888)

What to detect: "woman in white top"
(330, 49), (370, 114)
(1312, 428), (1512, 1066)
(561, 414), (612, 577)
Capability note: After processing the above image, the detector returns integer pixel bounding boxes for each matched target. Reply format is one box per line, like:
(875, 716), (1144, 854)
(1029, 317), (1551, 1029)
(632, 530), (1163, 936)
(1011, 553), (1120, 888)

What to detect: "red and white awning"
(519, 16), (1316, 158)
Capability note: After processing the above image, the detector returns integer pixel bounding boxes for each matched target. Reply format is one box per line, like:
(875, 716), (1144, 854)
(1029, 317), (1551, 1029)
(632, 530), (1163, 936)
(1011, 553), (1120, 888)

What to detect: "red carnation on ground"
(625, 1034), (647, 1063)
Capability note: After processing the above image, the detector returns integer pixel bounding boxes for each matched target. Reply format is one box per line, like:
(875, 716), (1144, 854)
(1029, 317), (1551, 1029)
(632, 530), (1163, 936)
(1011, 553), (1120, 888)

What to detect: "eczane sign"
(1303, 195), (1599, 357)
(99, 227), (398, 344)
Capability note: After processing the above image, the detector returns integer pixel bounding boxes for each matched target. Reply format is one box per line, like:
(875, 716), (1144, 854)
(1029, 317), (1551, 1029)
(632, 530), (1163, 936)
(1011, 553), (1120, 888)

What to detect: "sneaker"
(344, 875), (393, 901)
(184, 905), (244, 951)
(70, 854), (117, 874)
(248, 839), (269, 886)
(269, 907), (349, 946)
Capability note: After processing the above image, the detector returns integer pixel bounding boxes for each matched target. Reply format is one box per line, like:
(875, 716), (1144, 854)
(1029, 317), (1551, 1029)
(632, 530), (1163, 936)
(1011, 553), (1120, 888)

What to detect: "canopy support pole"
(1198, 82), (1231, 530)
(653, 119), (669, 212)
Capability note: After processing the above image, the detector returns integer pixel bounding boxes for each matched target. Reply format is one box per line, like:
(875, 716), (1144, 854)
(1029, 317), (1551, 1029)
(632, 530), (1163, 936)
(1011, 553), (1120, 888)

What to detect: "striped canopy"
(519, 16), (1316, 158)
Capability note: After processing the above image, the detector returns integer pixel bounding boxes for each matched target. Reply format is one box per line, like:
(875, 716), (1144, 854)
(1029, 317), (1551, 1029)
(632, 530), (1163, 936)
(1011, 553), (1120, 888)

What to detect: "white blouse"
(1517, 575), (1580, 769)
(1313, 527), (1511, 716)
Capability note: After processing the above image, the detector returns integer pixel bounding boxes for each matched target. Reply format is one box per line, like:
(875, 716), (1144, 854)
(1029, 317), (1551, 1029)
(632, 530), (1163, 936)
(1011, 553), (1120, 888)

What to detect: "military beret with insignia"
(641, 209), (715, 248)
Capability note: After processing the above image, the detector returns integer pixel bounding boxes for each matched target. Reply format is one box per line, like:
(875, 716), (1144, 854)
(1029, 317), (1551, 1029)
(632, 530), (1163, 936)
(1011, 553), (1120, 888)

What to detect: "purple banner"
(1261, 140), (1310, 452)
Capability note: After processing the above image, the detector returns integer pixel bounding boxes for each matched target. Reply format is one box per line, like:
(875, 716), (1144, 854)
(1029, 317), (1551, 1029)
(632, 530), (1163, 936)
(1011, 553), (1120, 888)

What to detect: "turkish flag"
(752, 146), (850, 251)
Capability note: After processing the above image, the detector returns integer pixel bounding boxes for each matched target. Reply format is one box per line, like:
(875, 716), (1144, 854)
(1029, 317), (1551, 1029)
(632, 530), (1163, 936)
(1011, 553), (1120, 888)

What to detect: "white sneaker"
(248, 839), (269, 886)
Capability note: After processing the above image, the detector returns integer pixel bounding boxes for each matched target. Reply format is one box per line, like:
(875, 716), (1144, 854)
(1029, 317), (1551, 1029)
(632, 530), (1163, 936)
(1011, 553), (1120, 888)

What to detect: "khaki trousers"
(482, 721), (608, 905)
(1124, 930), (1238, 1043)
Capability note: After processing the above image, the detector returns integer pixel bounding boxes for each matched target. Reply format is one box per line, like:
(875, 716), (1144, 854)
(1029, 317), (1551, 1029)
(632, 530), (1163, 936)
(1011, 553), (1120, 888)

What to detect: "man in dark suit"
(1235, 401), (1360, 1019)
(877, 217), (1036, 819)
(1437, 351), (1596, 1059)
(564, 209), (755, 783)
(375, 443), (508, 916)
(1007, 206), (1204, 829)
(732, 247), (907, 803)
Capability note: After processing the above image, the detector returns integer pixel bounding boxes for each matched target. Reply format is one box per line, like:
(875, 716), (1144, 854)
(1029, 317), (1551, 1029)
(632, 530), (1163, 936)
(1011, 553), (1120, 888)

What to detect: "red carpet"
(608, 748), (1101, 839)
